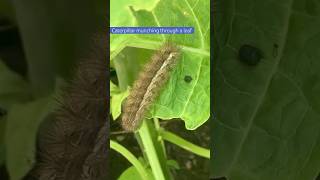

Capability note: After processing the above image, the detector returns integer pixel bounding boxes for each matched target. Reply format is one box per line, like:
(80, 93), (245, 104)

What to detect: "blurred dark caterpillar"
(23, 32), (108, 180)
(121, 42), (180, 132)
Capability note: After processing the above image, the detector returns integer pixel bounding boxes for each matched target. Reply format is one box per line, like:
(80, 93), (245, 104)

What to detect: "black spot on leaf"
(238, 44), (263, 66)
(184, 75), (192, 83)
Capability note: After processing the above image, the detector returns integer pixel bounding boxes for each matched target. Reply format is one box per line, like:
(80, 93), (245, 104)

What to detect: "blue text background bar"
(110, 27), (194, 34)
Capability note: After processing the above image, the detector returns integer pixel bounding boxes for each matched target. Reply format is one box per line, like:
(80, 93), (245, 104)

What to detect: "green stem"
(153, 118), (167, 157)
(110, 140), (149, 180)
(159, 129), (210, 159)
(138, 120), (172, 180)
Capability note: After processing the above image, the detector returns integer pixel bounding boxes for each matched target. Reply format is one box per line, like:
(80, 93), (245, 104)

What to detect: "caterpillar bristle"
(121, 42), (180, 132)
(23, 32), (108, 180)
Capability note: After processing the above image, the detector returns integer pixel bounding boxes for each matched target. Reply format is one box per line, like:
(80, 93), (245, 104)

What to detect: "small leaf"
(118, 166), (154, 180)
(0, 59), (31, 108)
(111, 82), (130, 120)
(110, 81), (121, 95)
(166, 159), (180, 170)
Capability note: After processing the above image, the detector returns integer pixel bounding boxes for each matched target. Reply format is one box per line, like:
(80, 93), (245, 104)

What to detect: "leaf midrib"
(129, 38), (209, 55)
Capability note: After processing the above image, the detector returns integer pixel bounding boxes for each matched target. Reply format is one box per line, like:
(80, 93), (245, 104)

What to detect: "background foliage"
(0, 1), (105, 179)
(213, 0), (320, 179)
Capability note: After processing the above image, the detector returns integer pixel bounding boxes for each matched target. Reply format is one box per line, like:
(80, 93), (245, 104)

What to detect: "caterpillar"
(121, 42), (181, 132)
(23, 32), (108, 180)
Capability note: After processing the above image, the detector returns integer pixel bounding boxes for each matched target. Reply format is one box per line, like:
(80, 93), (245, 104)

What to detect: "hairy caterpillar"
(121, 42), (180, 132)
(23, 32), (108, 180)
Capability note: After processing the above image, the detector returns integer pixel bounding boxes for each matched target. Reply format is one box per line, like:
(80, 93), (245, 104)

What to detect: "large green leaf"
(213, 0), (320, 179)
(111, 0), (210, 130)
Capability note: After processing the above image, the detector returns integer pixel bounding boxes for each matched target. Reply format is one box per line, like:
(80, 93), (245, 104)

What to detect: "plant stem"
(159, 129), (210, 159)
(110, 140), (149, 180)
(138, 120), (172, 180)
(153, 118), (167, 157)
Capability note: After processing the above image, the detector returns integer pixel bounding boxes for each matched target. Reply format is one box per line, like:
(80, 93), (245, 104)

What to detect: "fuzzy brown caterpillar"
(23, 32), (108, 180)
(121, 43), (180, 132)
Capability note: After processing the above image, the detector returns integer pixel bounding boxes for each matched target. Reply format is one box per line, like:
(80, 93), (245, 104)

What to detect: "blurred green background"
(0, 0), (105, 179)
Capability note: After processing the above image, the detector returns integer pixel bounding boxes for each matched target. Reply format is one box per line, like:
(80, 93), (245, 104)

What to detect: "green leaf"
(110, 81), (130, 120)
(213, 0), (320, 179)
(110, 0), (159, 57)
(0, 59), (31, 167)
(117, 159), (178, 180)
(111, 140), (151, 180)
(110, 81), (121, 95)
(0, 60), (31, 108)
(113, 47), (154, 90)
(111, 0), (210, 130)
(118, 166), (154, 180)
(5, 96), (56, 180)
(166, 159), (180, 170)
